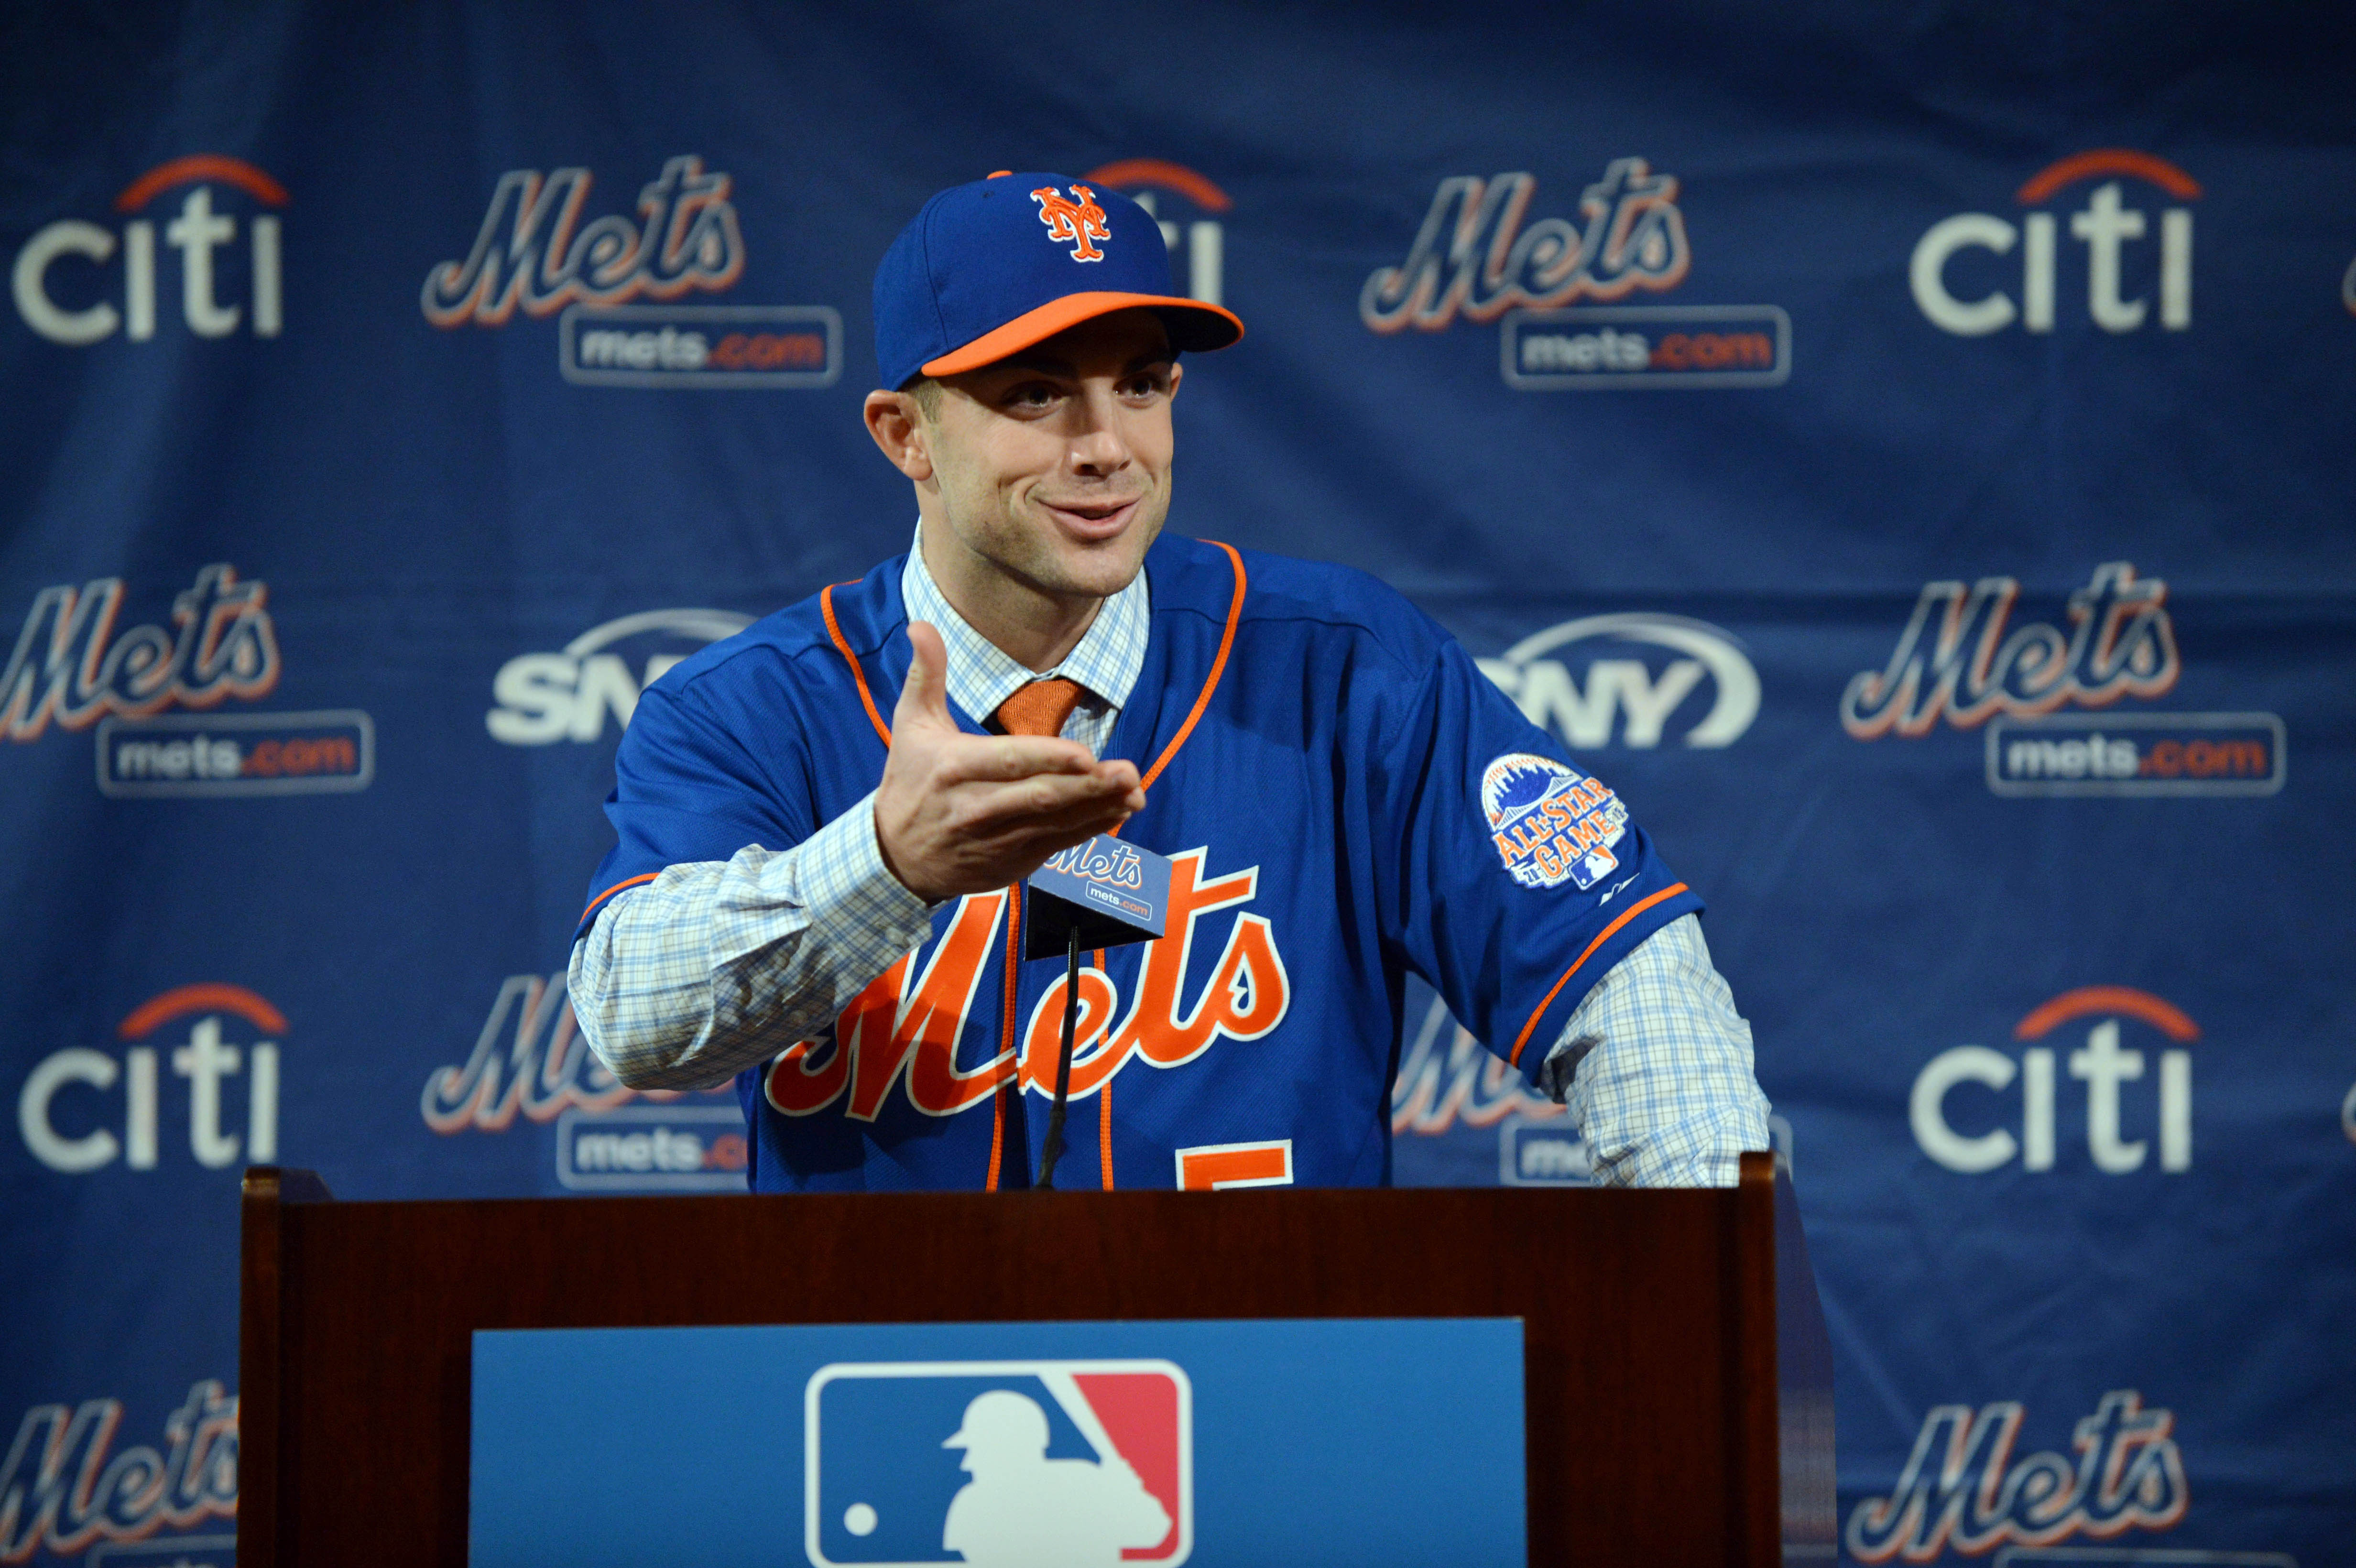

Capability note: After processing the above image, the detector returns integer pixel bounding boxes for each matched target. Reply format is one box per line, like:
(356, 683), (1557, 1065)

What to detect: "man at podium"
(567, 172), (1770, 1194)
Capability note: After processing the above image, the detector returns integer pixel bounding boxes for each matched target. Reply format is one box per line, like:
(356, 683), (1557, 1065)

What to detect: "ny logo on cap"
(1031, 185), (1110, 262)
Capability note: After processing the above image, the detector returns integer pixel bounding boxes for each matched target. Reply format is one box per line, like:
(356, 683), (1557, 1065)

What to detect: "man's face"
(916, 309), (1181, 604)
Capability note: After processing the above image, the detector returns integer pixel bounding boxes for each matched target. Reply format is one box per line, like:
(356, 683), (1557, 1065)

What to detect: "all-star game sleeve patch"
(1479, 751), (1631, 892)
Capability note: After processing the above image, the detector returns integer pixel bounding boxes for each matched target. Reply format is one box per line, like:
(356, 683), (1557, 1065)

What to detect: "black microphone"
(1025, 835), (1171, 1188)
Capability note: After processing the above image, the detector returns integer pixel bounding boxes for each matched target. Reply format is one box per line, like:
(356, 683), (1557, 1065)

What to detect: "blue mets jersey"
(578, 534), (1703, 1191)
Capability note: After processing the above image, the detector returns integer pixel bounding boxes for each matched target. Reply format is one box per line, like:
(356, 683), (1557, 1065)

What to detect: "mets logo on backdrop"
(1842, 561), (2287, 798)
(419, 971), (742, 1191)
(1033, 185), (1111, 261)
(1848, 1389), (2186, 1561)
(421, 154), (840, 388)
(805, 1360), (1191, 1567)
(1362, 159), (1789, 389)
(0, 1380), (238, 1558)
(1480, 752), (1628, 892)
(2, 564), (377, 796)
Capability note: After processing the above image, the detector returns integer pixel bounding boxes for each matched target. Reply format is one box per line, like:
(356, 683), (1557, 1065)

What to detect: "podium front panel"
(240, 1158), (1833, 1565)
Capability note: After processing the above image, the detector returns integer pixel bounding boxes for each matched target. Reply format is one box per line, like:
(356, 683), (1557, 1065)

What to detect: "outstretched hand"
(873, 621), (1145, 903)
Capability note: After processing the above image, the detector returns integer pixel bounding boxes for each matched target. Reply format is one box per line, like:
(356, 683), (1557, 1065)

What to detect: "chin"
(1048, 552), (1145, 601)
(1041, 519), (1159, 598)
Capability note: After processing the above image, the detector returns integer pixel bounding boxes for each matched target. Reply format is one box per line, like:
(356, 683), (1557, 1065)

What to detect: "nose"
(1065, 382), (1134, 477)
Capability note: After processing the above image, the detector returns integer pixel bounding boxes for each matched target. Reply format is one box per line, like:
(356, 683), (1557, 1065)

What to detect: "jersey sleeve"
(574, 674), (816, 941)
(1376, 637), (1704, 1085)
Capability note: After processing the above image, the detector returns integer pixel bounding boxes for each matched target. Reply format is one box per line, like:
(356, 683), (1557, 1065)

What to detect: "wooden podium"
(239, 1151), (1833, 1565)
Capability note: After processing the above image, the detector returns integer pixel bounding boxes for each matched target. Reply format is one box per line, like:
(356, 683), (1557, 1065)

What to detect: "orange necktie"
(992, 677), (1083, 738)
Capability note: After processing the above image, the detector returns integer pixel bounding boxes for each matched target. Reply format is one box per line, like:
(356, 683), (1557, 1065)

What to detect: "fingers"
(936, 734), (1103, 783)
(893, 621), (955, 734)
(962, 767), (1143, 825)
(970, 801), (1142, 874)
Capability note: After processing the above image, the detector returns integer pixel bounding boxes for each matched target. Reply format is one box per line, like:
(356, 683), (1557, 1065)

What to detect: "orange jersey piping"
(1508, 883), (1690, 1068)
(580, 872), (661, 926)
(822, 582), (893, 746)
(1095, 947), (1114, 1189)
(1139, 541), (1245, 792)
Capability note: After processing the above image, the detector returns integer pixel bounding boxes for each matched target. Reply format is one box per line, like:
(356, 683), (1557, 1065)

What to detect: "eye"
(1002, 381), (1062, 413)
(1121, 367), (1172, 401)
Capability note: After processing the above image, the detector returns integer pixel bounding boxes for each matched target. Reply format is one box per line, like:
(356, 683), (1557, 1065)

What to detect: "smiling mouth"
(1039, 496), (1143, 534)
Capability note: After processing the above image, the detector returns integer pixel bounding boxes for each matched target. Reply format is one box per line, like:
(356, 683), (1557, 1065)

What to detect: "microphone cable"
(1036, 924), (1081, 1188)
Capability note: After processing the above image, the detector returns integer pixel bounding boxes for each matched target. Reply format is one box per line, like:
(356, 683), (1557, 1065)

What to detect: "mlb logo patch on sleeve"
(1480, 751), (1630, 891)
(805, 1360), (1191, 1568)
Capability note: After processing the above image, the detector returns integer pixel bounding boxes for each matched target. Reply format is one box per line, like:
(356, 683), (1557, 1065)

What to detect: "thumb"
(894, 621), (955, 733)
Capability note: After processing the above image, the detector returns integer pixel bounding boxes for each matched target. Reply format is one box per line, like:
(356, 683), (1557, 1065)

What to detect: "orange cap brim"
(921, 291), (1244, 378)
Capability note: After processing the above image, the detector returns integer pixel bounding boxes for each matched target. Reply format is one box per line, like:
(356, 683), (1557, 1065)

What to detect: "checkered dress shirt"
(569, 531), (1768, 1187)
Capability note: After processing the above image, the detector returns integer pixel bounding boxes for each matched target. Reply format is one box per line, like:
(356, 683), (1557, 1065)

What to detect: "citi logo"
(423, 154), (744, 327)
(1477, 613), (1759, 749)
(1911, 987), (2197, 1176)
(17, 984), (283, 1175)
(1842, 563), (2177, 739)
(0, 1381), (238, 1558)
(0, 564), (280, 743)
(486, 608), (750, 745)
(1911, 149), (2197, 337)
(12, 154), (284, 346)
(1086, 160), (1229, 307)
(1847, 1390), (2185, 1561)
(1361, 158), (1690, 333)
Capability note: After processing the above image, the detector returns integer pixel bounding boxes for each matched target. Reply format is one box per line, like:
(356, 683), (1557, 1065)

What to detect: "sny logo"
(487, 607), (751, 745)
(1032, 185), (1111, 262)
(1, 565), (278, 743)
(1479, 753), (1627, 892)
(18, 984), (283, 1175)
(1912, 150), (2197, 337)
(422, 155), (743, 326)
(1842, 563), (2177, 738)
(805, 1360), (1190, 1567)
(0, 1381), (238, 1558)
(1478, 613), (1759, 750)
(1847, 1390), (2186, 1560)
(13, 154), (284, 345)
(1912, 987), (2197, 1176)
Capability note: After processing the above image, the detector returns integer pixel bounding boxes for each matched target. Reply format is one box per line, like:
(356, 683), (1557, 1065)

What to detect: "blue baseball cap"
(873, 170), (1244, 390)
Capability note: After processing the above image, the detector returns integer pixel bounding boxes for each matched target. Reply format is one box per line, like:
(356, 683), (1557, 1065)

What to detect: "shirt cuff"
(768, 788), (937, 946)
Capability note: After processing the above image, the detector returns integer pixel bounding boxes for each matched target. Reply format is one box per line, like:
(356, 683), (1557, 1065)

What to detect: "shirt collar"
(900, 523), (1150, 723)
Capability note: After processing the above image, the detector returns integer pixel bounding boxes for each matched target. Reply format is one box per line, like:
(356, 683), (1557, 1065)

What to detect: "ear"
(863, 390), (933, 482)
(1165, 360), (1183, 403)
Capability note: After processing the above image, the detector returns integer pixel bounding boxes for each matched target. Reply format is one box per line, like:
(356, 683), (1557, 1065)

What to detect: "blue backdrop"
(4, 2), (2352, 1562)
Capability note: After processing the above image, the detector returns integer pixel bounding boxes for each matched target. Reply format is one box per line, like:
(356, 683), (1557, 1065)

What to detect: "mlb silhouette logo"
(805, 1359), (1193, 1568)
